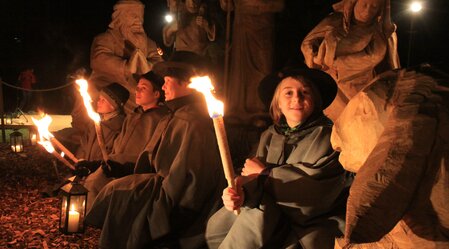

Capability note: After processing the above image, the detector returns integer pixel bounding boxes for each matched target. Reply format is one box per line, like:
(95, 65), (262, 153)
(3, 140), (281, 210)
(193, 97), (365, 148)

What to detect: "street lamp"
(407, 1), (423, 67)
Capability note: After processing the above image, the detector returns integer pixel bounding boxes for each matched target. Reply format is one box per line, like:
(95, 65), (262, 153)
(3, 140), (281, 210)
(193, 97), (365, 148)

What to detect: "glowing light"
(165, 14), (174, 23)
(410, 2), (422, 13)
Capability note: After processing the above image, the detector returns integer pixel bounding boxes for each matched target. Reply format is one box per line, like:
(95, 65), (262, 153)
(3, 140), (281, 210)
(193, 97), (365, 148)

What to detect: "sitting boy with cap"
(74, 71), (168, 211)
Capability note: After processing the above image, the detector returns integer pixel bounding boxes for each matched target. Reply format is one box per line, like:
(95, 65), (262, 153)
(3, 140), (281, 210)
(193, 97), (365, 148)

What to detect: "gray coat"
(86, 94), (226, 249)
(75, 113), (125, 161)
(207, 114), (352, 249)
(109, 106), (168, 165)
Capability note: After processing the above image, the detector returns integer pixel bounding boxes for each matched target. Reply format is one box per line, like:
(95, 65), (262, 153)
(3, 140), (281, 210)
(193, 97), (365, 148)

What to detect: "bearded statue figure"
(71, 0), (162, 133)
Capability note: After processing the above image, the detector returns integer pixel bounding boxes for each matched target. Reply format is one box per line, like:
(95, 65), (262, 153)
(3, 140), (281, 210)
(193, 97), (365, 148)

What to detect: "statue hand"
(196, 16), (208, 29)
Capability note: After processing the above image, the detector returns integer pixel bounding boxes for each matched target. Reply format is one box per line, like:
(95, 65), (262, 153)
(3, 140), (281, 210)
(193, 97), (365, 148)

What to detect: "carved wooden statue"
(221, 0), (284, 122)
(163, 0), (216, 55)
(301, 0), (400, 121)
(331, 67), (449, 248)
(72, 0), (162, 132)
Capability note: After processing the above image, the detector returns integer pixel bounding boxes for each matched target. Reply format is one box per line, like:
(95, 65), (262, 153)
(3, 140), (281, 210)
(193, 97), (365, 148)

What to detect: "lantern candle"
(11, 145), (23, 153)
(10, 130), (24, 153)
(67, 205), (80, 233)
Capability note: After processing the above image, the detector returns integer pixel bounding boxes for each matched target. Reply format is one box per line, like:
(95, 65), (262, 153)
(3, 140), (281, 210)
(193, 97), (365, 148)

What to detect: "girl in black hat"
(206, 68), (353, 249)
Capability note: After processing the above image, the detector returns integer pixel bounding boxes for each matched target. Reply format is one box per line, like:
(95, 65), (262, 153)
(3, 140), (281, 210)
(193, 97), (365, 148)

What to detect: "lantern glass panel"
(60, 195), (68, 229)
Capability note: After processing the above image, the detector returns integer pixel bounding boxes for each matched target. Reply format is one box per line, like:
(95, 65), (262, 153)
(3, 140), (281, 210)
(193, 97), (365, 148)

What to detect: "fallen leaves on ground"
(0, 144), (100, 248)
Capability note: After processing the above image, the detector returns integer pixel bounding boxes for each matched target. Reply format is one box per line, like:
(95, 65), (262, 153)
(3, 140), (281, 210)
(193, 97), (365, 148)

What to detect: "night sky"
(1, 0), (448, 113)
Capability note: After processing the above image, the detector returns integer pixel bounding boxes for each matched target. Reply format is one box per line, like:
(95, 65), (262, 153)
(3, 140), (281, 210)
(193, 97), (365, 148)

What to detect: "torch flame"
(32, 114), (53, 141)
(38, 140), (56, 153)
(75, 79), (100, 123)
(188, 76), (224, 117)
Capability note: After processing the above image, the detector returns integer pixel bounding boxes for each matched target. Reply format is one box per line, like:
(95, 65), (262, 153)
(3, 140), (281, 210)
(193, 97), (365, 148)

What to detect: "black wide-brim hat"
(153, 51), (208, 81)
(258, 67), (337, 110)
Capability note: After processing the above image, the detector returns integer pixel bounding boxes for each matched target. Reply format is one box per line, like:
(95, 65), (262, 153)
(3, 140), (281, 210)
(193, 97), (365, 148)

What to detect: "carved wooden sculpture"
(301, 0), (400, 121)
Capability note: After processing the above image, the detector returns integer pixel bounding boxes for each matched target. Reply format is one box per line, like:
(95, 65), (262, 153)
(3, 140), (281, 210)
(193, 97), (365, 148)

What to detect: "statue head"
(353, 0), (384, 24)
(185, 0), (201, 14)
(333, 0), (385, 31)
(109, 0), (145, 34)
(331, 76), (393, 172)
(331, 67), (444, 173)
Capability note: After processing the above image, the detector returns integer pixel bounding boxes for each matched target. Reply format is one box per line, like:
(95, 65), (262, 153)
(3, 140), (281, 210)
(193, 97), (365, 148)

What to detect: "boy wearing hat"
(75, 72), (168, 211)
(76, 82), (129, 161)
(86, 51), (225, 249)
(206, 67), (352, 249)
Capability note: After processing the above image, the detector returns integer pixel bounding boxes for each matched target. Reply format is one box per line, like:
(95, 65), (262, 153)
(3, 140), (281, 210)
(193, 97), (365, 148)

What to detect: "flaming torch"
(75, 79), (108, 162)
(189, 76), (239, 214)
(32, 114), (78, 164)
(32, 115), (75, 170)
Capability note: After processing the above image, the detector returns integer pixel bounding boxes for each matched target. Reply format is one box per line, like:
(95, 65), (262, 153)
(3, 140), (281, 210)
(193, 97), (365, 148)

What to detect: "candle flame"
(75, 79), (100, 123)
(70, 204), (76, 212)
(188, 76), (224, 117)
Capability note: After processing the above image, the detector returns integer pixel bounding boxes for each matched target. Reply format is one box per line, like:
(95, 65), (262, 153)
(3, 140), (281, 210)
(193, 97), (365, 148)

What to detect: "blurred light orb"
(410, 2), (423, 13)
(165, 14), (174, 23)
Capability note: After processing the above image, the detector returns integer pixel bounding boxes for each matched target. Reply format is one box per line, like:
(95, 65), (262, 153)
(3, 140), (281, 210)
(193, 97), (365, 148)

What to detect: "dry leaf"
(7, 239), (17, 245)
(33, 229), (46, 236)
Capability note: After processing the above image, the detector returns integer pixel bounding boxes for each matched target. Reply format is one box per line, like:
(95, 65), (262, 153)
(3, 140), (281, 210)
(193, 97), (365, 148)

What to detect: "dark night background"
(1, 0), (448, 114)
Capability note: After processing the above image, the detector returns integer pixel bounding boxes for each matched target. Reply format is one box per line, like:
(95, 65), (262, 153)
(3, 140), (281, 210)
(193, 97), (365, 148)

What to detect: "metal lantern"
(59, 178), (88, 234)
(4, 113), (13, 125)
(10, 130), (24, 153)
